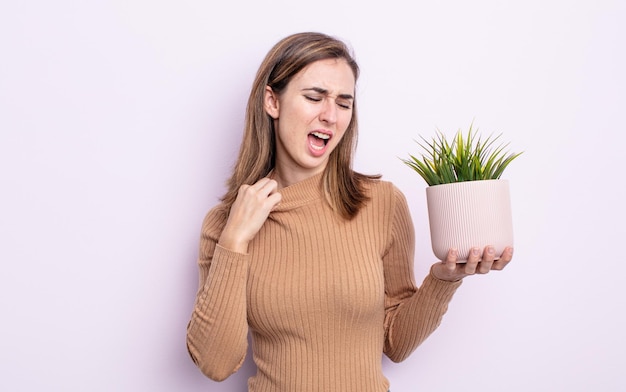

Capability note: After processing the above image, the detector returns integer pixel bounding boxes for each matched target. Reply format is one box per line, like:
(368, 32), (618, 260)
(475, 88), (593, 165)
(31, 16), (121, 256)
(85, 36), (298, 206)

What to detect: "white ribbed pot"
(426, 179), (514, 262)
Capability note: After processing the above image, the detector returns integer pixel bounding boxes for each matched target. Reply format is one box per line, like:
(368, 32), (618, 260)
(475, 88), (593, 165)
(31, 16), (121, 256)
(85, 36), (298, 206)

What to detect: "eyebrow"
(302, 87), (354, 100)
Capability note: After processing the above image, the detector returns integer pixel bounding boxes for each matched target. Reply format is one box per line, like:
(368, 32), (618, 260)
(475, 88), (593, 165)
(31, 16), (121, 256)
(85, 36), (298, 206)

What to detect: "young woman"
(186, 32), (513, 392)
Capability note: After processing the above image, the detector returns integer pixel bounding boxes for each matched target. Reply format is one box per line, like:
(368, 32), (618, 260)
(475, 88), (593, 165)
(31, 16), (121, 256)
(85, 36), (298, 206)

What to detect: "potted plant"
(401, 124), (522, 262)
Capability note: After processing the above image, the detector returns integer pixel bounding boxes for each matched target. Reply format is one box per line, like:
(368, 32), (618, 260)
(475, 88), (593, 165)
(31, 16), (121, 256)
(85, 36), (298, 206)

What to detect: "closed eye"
(336, 100), (352, 110)
(305, 95), (352, 110)
(304, 95), (322, 102)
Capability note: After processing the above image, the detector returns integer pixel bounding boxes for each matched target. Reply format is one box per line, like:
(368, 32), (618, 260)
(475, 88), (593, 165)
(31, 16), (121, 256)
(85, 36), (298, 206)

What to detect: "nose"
(319, 99), (337, 124)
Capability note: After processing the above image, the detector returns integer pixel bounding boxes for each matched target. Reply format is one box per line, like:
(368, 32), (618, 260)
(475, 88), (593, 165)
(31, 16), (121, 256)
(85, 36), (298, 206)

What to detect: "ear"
(264, 85), (280, 119)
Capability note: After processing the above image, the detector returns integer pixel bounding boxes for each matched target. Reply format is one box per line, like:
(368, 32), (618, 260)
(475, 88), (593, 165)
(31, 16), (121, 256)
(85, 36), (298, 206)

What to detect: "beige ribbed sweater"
(187, 173), (461, 391)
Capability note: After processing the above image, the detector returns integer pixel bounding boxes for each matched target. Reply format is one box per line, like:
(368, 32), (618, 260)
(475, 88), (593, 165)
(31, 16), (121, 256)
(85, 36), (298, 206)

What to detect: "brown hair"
(220, 32), (379, 219)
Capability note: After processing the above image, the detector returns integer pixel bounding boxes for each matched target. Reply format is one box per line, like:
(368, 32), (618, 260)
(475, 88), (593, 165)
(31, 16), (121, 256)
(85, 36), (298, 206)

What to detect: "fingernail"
(487, 246), (495, 255)
(451, 248), (458, 257)
(472, 248), (480, 256)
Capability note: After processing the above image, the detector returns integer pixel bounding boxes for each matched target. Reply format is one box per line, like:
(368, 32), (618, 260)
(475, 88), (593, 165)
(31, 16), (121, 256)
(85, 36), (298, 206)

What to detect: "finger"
(266, 191), (282, 210)
(238, 179), (278, 204)
(250, 177), (276, 193)
(464, 247), (481, 274)
(492, 246), (513, 271)
(258, 179), (279, 197)
(478, 246), (495, 274)
(443, 248), (459, 273)
(257, 179), (281, 209)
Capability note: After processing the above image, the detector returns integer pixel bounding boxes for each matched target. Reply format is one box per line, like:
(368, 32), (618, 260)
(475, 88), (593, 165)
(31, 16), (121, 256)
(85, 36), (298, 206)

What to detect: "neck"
(271, 165), (326, 189)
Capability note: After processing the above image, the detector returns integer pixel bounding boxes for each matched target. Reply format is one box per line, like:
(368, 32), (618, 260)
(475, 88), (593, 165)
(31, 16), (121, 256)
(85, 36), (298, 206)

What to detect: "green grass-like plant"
(401, 125), (522, 186)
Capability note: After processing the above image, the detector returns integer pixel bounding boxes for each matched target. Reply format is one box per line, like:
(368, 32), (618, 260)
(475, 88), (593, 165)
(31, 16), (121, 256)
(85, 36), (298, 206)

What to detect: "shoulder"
(363, 179), (414, 246)
(364, 178), (408, 206)
(200, 203), (229, 241)
(357, 179), (411, 224)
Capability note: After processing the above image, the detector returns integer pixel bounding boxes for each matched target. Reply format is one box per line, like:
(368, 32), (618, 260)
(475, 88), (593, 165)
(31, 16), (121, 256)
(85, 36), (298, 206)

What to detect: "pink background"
(1, 1), (624, 390)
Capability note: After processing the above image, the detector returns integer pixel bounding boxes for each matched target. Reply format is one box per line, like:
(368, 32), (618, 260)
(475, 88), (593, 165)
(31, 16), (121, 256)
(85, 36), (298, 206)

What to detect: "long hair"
(220, 32), (379, 219)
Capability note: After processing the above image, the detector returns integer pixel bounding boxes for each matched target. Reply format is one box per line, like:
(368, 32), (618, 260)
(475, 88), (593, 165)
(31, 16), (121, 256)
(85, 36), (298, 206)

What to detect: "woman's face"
(264, 58), (355, 184)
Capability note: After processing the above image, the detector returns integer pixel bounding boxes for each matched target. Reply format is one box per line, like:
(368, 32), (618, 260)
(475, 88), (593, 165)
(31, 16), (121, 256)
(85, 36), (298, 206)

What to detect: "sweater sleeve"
(186, 208), (249, 381)
(382, 186), (462, 362)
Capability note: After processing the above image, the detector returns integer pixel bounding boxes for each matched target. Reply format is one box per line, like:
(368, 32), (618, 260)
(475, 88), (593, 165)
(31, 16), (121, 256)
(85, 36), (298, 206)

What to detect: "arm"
(382, 186), (462, 363)
(186, 178), (281, 380)
(186, 210), (250, 381)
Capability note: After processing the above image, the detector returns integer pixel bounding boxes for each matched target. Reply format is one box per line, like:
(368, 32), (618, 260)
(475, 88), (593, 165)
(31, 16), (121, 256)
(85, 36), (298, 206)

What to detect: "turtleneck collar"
(271, 172), (324, 212)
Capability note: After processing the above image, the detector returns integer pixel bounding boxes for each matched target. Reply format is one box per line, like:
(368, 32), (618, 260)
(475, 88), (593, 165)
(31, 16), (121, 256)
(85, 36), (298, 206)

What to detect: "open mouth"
(308, 131), (331, 151)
